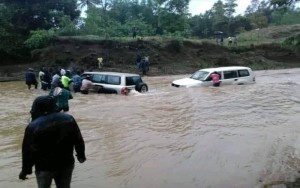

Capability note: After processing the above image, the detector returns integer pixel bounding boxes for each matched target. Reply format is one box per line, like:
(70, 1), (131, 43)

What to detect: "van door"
(222, 70), (239, 85)
(91, 74), (104, 92)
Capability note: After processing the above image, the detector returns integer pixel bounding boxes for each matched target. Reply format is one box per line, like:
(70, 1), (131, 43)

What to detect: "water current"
(0, 68), (300, 188)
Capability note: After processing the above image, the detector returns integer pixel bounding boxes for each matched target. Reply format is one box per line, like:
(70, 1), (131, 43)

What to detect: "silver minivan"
(81, 72), (148, 94)
(171, 66), (255, 88)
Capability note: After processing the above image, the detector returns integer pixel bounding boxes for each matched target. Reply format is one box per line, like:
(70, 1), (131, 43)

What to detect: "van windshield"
(190, 71), (209, 81)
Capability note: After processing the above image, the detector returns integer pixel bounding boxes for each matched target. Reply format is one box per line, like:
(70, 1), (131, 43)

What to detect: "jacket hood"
(30, 95), (58, 120)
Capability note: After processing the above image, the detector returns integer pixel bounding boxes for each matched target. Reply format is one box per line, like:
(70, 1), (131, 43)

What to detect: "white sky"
(189, 0), (252, 15)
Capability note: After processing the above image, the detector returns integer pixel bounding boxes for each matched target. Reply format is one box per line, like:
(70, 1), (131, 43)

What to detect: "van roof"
(200, 66), (252, 72)
(83, 72), (140, 77)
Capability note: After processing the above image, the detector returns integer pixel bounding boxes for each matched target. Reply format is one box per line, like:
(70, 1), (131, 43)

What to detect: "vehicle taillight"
(121, 87), (128, 95)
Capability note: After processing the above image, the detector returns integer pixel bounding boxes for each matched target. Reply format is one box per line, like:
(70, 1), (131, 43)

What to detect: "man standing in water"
(50, 81), (73, 112)
(25, 68), (38, 90)
(80, 76), (93, 94)
(19, 95), (86, 187)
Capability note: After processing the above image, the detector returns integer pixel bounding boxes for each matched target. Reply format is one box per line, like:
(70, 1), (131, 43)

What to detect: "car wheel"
(135, 83), (148, 93)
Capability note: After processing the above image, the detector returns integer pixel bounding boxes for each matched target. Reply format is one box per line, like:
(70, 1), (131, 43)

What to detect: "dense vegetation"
(0, 0), (299, 64)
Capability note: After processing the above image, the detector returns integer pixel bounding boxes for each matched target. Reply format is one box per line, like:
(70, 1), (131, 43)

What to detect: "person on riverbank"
(210, 71), (221, 87)
(25, 68), (37, 90)
(50, 82), (73, 112)
(228, 37), (233, 46)
(80, 76), (93, 94)
(233, 36), (238, 46)
(19, 95), (86, 187)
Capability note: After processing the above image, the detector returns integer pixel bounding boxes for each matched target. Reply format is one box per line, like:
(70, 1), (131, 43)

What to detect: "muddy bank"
(0, 38), (299, 81)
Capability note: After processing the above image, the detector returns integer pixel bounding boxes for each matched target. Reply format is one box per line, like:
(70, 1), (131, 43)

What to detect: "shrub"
(283, 34), (300, 50)
(24, 29), (56, 49)
(165, 38), (183, 53)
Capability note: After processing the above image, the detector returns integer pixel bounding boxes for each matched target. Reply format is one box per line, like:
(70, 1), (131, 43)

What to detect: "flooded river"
(1, 68), (300, 188)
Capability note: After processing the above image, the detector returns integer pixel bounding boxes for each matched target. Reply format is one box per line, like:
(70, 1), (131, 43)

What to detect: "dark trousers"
(35, 164), (74, 188)
(213, 83), (220, 87)
(26, 81), (37, 90)
(81, 90), (88, 94)
(73, 86), (81, 93)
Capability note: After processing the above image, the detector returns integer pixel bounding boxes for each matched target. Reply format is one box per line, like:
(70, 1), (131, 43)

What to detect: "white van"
(171, 66), (255, 88)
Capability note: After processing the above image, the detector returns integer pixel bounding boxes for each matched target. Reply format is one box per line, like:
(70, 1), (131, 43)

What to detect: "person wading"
(80, 76), (93, 94)
(50, 81), (73, 112)
(25, 68), (38, 90)
(19, 95), (86, 188)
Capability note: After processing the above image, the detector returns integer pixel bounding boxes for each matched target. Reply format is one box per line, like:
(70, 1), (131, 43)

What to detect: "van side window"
(223, 71), (238, 79)
(238, 70), (250, 77)
(126, 76), (142, 86)
(107, 75), (121, 85)
(92, 74), (103, 83)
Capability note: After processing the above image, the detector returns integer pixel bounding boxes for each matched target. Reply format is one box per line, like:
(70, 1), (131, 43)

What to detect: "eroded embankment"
(0, 38), (299, 81)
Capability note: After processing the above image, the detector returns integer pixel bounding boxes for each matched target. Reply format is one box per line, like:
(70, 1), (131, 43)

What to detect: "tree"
(270, 0), (300, 7)
(245, 0), (260, 14)
(224, 0), (237, 35)
(77, 0), (101, 9)
(4, 0), (80, 33)
(189, 11), (213, 38)
(224, 0), (237, 18)
(211, 0), (227, 33)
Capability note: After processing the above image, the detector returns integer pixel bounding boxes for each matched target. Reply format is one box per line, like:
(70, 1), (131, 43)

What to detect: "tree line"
(0, 0), (299, 62)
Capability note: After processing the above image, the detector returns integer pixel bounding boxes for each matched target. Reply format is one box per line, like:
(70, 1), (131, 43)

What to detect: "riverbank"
(1, 37), (299, 82)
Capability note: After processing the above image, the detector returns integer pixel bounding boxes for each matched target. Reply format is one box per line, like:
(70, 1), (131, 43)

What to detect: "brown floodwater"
(1, 69), (300, 188)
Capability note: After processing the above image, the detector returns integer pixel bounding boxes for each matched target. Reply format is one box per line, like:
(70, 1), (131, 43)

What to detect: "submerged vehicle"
(171, 66), (255, 88)
(81, 72), (148, 95)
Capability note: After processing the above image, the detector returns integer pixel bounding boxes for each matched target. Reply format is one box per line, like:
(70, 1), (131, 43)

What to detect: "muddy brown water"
(1, 69), (300, 188)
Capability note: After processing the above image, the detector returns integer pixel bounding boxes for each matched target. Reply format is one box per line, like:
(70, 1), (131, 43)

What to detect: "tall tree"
(211, 0), (227, 32)
(245, 0), (260, 14)
(270, 0), (300, 7)
(0, 0), (80, 61)
(77, 0), (101, 9)
(4, 0), (80, 34)
(153, 0), (190, 35)
(224, 0), (237, 35)
(224, 0), (237, 18)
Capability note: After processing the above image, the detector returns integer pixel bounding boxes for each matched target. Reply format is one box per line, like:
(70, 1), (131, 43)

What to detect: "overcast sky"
(189, 0), (252, 16)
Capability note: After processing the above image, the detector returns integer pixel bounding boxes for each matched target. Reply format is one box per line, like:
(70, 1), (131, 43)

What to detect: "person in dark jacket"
(19, 95), (86, 188)
(41, 70), (51, 91)
(25, 68), (37, 90)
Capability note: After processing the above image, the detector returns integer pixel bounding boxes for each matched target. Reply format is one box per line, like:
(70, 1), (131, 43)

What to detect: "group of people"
(227, 36), (238, 46)
(21, 67), (96, 187)
(216, 36), (238, 46)
(25, 67), (94, 112)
